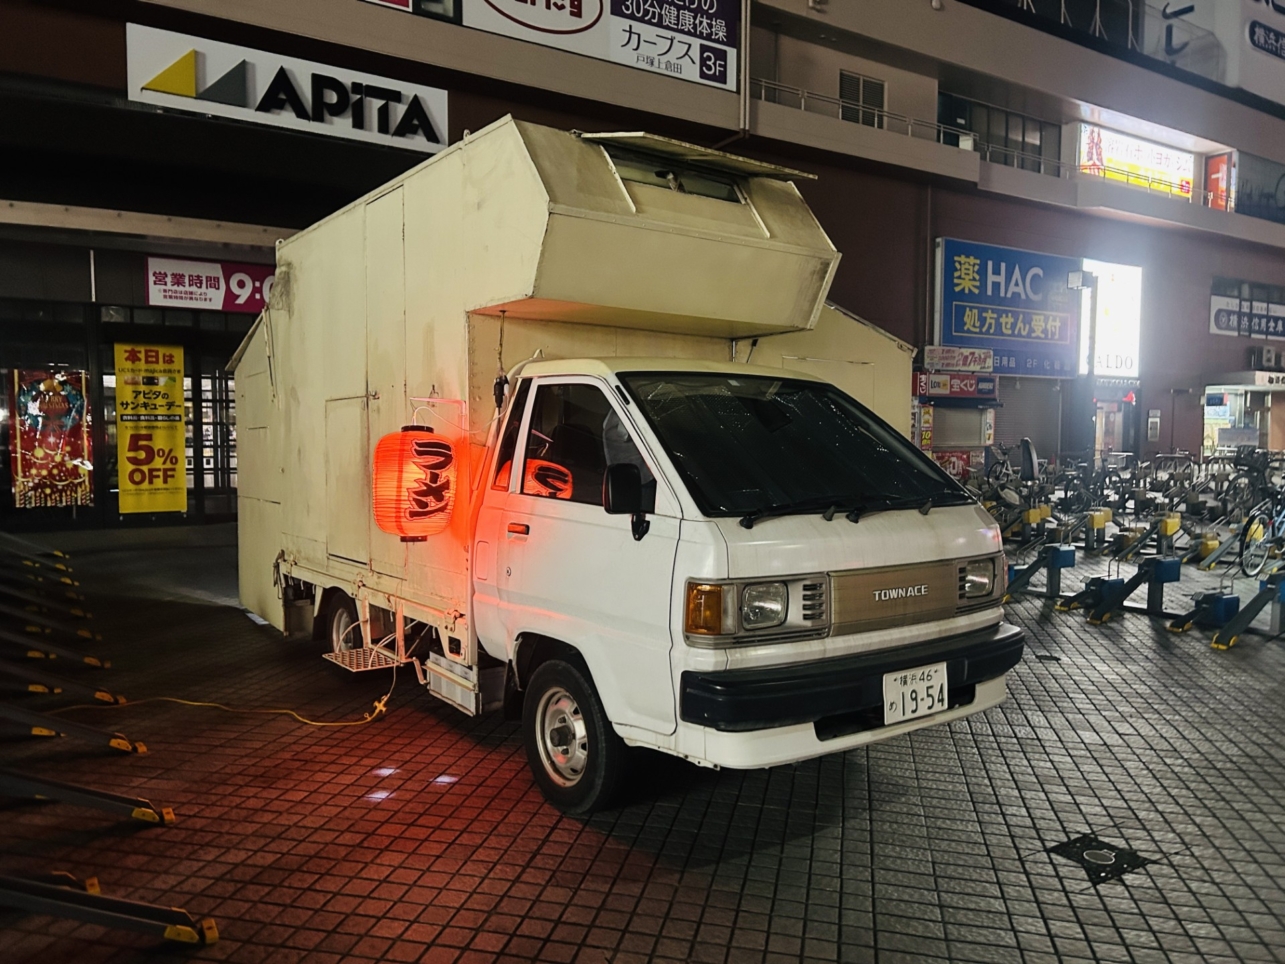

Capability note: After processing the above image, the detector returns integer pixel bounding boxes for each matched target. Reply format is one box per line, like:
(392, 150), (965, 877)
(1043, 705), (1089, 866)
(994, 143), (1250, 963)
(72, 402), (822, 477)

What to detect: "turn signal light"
(685, 584), (724, 635)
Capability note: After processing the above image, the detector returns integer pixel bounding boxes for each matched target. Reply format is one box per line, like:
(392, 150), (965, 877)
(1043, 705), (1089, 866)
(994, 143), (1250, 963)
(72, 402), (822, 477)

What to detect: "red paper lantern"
(373, 427), (456, 540)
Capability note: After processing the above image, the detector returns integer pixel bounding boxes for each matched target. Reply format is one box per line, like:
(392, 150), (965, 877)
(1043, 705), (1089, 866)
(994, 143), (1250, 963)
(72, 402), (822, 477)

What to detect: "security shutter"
(993, 376), (1062, 462)
(840, 72), (885, 128)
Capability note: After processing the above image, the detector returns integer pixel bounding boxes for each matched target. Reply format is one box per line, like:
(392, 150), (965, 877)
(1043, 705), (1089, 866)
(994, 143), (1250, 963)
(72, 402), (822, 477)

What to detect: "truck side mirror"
(603, 463), (650, 541)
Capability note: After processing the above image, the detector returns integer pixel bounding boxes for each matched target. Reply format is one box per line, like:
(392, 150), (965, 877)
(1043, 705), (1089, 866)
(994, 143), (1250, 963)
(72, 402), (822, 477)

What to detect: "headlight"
(963, 558), (995, 598)
(741, 582), (788, 630)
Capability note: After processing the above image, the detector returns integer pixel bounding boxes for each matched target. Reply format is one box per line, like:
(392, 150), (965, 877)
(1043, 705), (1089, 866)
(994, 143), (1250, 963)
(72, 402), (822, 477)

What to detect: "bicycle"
(1239, 493), (1285, 576)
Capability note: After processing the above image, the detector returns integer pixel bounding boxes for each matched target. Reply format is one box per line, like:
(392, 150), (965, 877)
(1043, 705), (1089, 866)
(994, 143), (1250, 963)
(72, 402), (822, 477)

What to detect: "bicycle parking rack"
(0, 661), (122, 702)
(0, 769), (173, 824)
(0, 703), (144, 753)
(0, 582), (91, 619)
(1211, 570), (1285, 649)
(1084, 557), (1183, 624)
(1168, 591), (1240, 633)
(0, 601), (101, 642)
(0, 626), (109, 666)
(1005, 545), (1076, 600)
(0, 874), (216, 945)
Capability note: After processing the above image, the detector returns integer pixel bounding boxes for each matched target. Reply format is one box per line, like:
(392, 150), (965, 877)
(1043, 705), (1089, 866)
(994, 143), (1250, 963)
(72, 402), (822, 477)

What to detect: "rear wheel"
(327, 595), (360, 654)
(523, 659), (626, 816)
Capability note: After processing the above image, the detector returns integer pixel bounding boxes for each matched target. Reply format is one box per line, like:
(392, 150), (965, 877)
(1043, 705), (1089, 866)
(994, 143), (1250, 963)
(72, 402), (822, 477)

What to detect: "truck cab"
(473, 358), (1022, 813)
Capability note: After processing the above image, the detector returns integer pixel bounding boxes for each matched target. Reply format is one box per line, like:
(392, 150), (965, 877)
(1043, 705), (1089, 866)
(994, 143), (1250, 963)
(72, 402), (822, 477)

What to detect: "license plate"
(883, 661), (948, 725)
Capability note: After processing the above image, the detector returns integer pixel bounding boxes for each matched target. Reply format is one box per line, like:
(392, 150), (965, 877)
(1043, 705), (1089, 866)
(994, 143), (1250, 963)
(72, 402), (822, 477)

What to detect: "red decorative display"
(10, 370), (94, 508)
(372, 427), (456, 539)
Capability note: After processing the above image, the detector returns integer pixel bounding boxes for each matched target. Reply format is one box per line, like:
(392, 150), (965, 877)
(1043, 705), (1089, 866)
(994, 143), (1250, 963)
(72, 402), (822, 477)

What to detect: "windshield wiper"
(739, 495), (856, 529)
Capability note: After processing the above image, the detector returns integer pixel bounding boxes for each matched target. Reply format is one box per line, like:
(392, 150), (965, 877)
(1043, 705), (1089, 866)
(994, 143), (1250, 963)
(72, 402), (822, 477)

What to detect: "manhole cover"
(1048, 834), (1152, 885)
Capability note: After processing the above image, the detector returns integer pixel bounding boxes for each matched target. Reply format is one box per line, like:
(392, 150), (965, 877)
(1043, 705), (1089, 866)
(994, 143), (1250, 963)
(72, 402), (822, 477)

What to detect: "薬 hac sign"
(935, 238), (1082, 378)
(147, 257), (275, 314)
(127, 24), (448, 153)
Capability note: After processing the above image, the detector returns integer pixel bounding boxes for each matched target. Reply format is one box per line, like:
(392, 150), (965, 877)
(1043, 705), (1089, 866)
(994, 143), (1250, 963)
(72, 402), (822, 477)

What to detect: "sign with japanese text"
(363, 0), (738, 90)
(10, 370), (93, 509)
(1206, 152), (1235, 211)
(913, 372), (998, 399)
(115, 344), (186, 515)
(127, 24), (447, 154)
(915, 402), (933, 451)
(932, 449), (982, 482)
(922, 345), (993, 373)
(1210, 292), (1285, 340)
(1077, 124), (1193, 199)
(147, 257), (275, 314)
(935, 238), (1082, 377)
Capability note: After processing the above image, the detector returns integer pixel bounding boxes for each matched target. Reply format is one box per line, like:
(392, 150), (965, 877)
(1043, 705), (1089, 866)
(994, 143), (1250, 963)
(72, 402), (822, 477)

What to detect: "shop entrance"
(0, 297), (250, 531)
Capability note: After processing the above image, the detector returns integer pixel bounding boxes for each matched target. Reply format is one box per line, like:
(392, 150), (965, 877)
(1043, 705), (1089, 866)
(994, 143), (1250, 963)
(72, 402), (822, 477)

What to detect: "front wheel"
(1240, 513), (1273, 577)
(523, 659), (627, 816)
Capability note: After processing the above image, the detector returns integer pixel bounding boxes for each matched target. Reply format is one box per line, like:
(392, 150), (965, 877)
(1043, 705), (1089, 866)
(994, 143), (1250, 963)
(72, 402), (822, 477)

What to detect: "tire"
(523, 659), (627, 816)
(327, 594), (360, 654)
(1240, 513), (1273, 577)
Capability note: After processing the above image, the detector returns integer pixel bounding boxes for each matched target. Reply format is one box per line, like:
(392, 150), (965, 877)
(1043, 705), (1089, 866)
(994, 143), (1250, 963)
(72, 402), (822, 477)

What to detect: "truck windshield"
(618, 372), (973, 520)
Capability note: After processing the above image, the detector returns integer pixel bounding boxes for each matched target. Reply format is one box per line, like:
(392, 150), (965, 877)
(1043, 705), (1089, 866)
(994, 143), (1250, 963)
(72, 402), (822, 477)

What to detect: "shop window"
(100, 306), (129, 323)
(839, 71), (886, 129)
(938, 92), (1062, 176)
(165, 310), (194, 327)
(201, 362), (236, 499)
(199, 312), (226, 331)
(134, 308), (162, 326)
(227, 314), (254, 334)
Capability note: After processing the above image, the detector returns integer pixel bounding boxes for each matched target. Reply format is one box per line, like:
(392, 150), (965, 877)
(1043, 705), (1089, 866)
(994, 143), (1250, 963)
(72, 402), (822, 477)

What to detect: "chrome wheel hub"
(535, 686), (589, 787)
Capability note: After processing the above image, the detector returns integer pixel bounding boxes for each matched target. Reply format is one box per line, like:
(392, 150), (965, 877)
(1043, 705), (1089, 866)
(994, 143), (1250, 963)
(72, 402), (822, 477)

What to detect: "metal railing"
(752, 77), (1068, 178)
(752, 76), (1240, 213)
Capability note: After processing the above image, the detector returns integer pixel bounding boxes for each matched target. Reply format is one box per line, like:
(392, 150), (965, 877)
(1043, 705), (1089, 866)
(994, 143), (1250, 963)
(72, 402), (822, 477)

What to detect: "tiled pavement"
(0, 525), (1283, 964)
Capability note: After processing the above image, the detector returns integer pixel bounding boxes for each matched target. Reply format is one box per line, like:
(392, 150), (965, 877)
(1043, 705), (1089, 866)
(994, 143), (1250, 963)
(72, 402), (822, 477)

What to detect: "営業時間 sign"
(935, 238), (1082, 377)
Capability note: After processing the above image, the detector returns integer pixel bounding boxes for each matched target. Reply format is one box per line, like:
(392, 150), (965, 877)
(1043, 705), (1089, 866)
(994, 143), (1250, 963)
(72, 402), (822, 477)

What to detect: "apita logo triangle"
(143, 50), (250, 106)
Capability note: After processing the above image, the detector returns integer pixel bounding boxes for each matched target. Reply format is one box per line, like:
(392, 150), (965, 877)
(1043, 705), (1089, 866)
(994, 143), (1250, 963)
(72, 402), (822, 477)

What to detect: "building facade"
(3, 0), (1285, 528)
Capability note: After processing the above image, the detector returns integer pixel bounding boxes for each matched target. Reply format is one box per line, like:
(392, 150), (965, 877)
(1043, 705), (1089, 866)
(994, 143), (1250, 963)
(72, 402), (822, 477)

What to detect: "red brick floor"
(1, 527), (1283, 963)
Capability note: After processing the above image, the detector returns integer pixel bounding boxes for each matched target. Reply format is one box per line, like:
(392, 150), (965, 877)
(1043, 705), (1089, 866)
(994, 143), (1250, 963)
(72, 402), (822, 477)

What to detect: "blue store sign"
(935, 238), (1082, 377)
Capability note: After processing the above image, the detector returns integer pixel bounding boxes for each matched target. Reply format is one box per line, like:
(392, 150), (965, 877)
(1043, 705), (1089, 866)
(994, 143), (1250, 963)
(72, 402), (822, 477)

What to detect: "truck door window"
(521, 383), (655, 509)
(492, 379), (531, 491)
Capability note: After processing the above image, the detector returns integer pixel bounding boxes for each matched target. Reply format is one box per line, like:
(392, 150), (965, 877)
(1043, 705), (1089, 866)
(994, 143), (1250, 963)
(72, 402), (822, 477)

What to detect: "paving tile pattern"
(0, 531), (1282, 964)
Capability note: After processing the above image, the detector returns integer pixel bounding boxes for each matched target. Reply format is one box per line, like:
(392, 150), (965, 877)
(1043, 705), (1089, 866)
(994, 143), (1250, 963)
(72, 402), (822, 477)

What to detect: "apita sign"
(126, 25), (448, 153)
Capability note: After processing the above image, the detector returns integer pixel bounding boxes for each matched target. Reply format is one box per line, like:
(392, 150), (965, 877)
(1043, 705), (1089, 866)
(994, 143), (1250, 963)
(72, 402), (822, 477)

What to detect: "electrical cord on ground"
(49, 627), (419, 728)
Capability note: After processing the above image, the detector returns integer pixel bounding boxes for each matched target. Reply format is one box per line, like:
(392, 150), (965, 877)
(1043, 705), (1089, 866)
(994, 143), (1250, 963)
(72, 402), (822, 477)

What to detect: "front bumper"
(680, 622), (1024, 736)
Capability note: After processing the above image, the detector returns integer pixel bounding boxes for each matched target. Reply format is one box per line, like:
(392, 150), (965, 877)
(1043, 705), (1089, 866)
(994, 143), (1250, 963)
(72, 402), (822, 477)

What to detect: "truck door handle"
(507, 523), (530, 535)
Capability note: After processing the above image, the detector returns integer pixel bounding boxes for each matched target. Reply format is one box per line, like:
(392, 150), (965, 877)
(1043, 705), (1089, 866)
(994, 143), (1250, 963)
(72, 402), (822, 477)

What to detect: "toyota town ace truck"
(234, 117), (1024, 813)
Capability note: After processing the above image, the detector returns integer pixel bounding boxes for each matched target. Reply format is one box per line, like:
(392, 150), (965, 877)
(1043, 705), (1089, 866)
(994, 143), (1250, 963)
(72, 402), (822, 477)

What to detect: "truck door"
(495, 378), (679, 734)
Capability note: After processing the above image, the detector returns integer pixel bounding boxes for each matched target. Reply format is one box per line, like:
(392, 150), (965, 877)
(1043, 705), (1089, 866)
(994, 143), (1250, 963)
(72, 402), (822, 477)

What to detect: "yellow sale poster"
(115, 344), (186, 514)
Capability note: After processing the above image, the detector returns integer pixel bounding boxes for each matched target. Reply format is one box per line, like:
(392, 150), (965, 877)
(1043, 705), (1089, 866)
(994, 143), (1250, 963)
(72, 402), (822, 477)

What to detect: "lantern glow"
(372, 427), (457, 540)
(523, 459), (573, 500)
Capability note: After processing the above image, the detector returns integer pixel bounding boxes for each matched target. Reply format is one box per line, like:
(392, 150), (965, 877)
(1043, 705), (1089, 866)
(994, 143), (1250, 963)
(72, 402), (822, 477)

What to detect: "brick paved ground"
(0, 526), (1282, 964)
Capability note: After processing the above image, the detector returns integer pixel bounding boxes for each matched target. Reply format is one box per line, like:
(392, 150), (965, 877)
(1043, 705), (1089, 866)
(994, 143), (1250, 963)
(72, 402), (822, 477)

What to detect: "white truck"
(234, 117), (1023, 814)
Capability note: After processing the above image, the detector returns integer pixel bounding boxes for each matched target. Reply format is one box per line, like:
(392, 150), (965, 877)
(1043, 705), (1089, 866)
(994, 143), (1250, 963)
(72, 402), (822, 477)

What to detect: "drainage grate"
(1048, 834), (1152, 885)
